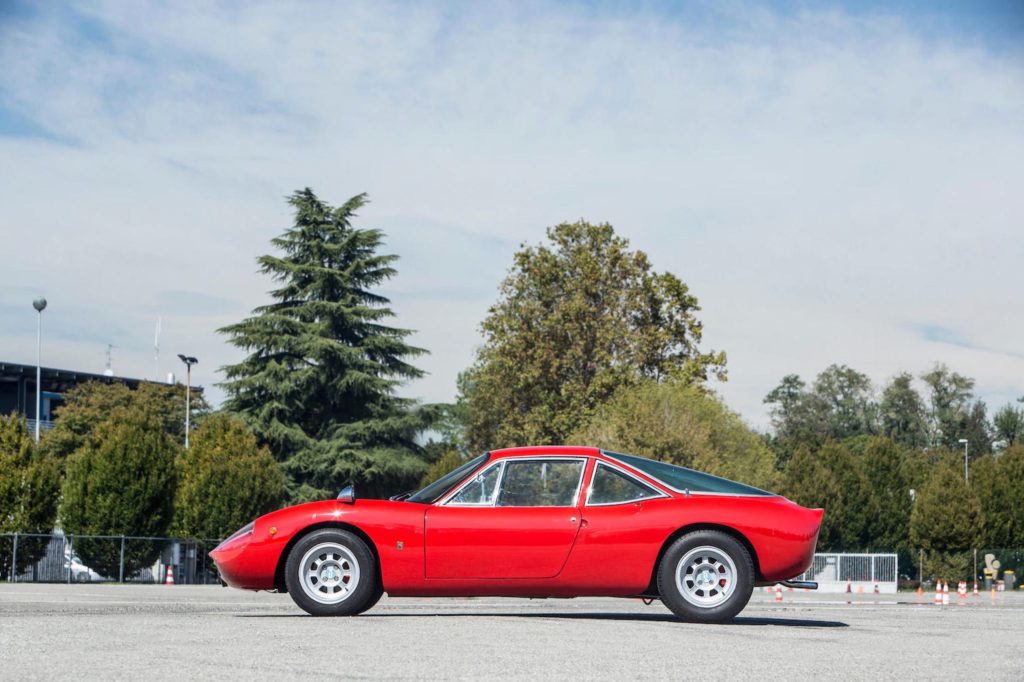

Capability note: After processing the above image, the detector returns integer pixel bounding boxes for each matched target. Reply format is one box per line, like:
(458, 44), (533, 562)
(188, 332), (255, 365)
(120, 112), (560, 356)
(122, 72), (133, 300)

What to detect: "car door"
(424, 457), (586, 579)
(562, 460), (671, 591)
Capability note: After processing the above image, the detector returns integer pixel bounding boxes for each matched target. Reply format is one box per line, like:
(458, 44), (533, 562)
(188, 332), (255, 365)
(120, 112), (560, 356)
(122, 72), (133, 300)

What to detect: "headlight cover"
(214, 521), (255, 552)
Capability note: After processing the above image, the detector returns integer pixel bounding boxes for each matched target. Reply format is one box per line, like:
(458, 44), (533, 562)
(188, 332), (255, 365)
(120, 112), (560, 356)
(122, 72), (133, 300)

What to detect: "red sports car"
(210, 446), (822, 622)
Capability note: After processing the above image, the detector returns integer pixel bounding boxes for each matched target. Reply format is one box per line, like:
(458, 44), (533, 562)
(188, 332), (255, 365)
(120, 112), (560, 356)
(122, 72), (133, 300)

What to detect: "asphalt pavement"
(1, 584), (1021, 680)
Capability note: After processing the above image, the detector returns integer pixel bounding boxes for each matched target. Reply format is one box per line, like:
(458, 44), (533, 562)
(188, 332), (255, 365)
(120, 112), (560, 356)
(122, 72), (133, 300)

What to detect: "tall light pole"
(32, 297), (47, 443)
(958, 438), (969, 482)
(177, 354), (198, 449)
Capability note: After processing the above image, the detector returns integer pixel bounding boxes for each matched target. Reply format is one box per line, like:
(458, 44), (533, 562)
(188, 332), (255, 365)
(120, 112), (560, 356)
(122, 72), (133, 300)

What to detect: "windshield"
(605, 451), (773, 496)
(406, 453), (489, 504)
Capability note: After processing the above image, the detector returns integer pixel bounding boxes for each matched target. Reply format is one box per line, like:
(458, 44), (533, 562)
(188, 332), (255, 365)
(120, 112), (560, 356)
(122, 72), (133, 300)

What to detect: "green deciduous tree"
(418, 449), (466, 488)
(463, 220), (726, 451)
(910, 456), (983, 581)
(59, 405), (178, 577)
(571, 379), (776, 490)
(43, 380), (207, 461)
(764, 365), (876, 458)
(921, 363), (975, 449)
(879, 372), (929, 448)
(818, 440), (873, 550)
(0, 414), (60, 576)
(860, 437), (913, 551)
(971, 444), (1024, 548)
(220, 189), (434, 502)
(780, 445), (842, 550)
(172, 414), (285, 540)
(992, 403), (1023, 447)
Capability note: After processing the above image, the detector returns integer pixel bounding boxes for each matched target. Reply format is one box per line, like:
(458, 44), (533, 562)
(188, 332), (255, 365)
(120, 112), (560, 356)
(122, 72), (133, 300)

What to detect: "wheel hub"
(298, 542), (361, 604)
(675, 545), (737, 609)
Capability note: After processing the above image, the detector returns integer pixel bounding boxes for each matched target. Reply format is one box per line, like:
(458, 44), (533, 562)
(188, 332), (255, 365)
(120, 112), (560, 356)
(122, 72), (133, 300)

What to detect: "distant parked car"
(64, 551), (102, 582)
(212, 446), (824, 622)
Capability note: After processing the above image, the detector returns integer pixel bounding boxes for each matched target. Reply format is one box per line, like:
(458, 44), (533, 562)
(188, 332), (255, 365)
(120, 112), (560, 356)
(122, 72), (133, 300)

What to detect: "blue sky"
(1, 0), (1021, 428)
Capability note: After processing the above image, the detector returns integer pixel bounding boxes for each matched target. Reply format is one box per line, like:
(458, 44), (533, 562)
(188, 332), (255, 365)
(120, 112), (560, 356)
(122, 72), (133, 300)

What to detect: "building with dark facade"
(0, 361), (199, 432)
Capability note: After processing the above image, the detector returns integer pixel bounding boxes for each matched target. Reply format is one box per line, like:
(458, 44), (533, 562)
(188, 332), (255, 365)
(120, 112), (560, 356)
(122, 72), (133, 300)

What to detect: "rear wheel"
(284, 529), (381, 616)
(657, 530), (754, 623)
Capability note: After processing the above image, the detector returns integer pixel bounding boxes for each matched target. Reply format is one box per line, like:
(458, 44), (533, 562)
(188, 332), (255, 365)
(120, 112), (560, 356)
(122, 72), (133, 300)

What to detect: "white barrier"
(792, 553), (898, 594)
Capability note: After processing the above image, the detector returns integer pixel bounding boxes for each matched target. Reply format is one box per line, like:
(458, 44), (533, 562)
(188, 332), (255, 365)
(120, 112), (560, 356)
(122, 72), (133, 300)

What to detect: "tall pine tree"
(220, 189), (433, 502)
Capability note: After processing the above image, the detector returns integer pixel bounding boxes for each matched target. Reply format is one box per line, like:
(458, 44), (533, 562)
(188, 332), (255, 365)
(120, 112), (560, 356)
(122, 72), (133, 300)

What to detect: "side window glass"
(497, 460), (584, 507)
(588, 463), (660, 505)
(449, 463), (502, 505)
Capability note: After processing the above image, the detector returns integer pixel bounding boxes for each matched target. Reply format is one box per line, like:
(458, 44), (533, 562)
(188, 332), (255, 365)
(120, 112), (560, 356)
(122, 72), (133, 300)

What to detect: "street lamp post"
(177, 354), (198, 449)
(32, 297), (47, 443)
(958, 438), (969, 482)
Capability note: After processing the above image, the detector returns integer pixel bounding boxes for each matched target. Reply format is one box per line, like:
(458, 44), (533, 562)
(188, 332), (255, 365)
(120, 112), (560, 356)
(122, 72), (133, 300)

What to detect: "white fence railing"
(794, 553), (898, 594)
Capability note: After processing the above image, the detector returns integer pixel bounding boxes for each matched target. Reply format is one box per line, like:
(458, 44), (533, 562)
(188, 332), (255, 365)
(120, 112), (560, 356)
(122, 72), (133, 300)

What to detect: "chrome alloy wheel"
(299, 542), (361, 604)
(675, 545), (737, 608)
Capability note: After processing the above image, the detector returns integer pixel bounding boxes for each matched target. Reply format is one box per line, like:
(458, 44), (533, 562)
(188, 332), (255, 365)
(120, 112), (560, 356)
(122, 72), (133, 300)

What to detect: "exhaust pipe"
(778, 577), (819, 589)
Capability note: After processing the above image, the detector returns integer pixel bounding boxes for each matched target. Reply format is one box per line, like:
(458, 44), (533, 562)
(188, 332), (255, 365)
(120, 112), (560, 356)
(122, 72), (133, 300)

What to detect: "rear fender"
(644, 523), (762, 596)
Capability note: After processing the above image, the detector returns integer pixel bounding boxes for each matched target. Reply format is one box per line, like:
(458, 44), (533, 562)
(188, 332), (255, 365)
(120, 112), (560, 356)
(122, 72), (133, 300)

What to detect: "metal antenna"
(154, 317), (161, 381)
(104, 344), (117, 377)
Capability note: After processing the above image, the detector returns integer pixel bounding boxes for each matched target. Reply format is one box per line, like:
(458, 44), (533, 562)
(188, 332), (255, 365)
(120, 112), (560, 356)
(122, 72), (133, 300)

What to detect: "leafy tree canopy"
(992, 402), (1023, 447)
(462, 220), (726, 451)
(572, 379), (776, 490)
(879, 372), (929, 448)
(220, 189), (435, 501)
(764, 365), (876, 460)
(910, 455), (983, 553)
(0, 414), (60, 576)
(173, 414), (285, 539)
(59, 404), (179, 576)
(43, 380), (207, 461)
(971, 444), (1024, 548)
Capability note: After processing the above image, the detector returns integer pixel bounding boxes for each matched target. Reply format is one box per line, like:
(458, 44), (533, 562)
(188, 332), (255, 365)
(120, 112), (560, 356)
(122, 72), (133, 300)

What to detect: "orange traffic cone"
(846, 579), (852, 593)
(916, 583), (924, 597)
(934, 581), (943, 605)
(942, 580), (949, 605)
(165, 565), (175, 586)
(857, 584), (864, 594)
(958, 581), (967, 600)
(774, 584), (783, 603)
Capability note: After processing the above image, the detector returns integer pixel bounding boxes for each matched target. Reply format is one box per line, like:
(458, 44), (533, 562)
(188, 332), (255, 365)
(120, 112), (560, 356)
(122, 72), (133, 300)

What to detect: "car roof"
(488, 445), (602, 459)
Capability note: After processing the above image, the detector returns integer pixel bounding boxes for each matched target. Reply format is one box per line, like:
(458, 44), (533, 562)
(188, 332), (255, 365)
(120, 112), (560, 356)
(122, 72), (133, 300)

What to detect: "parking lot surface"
(1, 584), (1021, 680)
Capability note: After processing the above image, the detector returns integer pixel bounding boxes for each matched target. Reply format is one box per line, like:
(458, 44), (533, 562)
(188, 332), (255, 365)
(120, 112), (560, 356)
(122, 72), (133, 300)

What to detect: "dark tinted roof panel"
(605, 451), (774, 496)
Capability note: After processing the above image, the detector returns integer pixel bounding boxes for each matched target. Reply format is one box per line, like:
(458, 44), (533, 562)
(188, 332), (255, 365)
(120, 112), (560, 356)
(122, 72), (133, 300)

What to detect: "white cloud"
(0, 1), (1021, 426)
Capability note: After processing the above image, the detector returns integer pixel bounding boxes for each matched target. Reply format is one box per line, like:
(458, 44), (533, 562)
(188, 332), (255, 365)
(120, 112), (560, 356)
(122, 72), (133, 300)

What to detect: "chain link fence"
(1, 532), (222, 585)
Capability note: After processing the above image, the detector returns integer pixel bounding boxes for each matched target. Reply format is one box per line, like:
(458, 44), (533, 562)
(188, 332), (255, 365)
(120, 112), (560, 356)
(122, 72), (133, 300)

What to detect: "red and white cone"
(942, 581), (949, 605)
(934, 581), (943, 605)
(774, 584), (783, 603)
(846, 579), (852, 594)
(165, 565), (175, 586)
(958, 581), (967, 600)
(973, 582), (979, 597)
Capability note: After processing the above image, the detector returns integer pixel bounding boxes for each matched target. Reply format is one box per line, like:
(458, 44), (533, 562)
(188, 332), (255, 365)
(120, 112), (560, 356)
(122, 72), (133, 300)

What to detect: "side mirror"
(337, 484), (356, 505)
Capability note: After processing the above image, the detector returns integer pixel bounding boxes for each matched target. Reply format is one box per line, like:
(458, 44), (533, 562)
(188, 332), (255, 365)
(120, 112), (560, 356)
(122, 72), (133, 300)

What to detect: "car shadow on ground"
(240, 612), (848, 627)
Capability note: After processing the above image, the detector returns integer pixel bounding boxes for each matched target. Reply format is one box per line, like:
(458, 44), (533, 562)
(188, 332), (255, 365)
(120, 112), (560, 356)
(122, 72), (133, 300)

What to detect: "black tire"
(657, 530), (754, 623)
(284, 529), (380, 616)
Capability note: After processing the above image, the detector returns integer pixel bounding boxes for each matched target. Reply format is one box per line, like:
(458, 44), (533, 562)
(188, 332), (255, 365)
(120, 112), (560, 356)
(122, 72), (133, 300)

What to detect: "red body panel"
(210, 446), (822, 597)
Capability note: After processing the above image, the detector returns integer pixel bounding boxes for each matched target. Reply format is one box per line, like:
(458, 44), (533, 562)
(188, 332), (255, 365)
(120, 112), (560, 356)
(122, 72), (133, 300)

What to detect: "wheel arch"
(644, 523), (762, 596)
(273, 522), (382, 593)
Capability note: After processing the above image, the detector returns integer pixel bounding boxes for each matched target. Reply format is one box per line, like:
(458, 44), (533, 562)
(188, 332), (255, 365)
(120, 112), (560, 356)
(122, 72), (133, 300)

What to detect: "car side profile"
(210, 446), (822, 622)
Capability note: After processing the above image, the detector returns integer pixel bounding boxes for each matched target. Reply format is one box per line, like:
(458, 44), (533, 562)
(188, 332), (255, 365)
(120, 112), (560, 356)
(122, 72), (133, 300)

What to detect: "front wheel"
(284, 529), (381, 616)
(657, 530), (754, 623)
